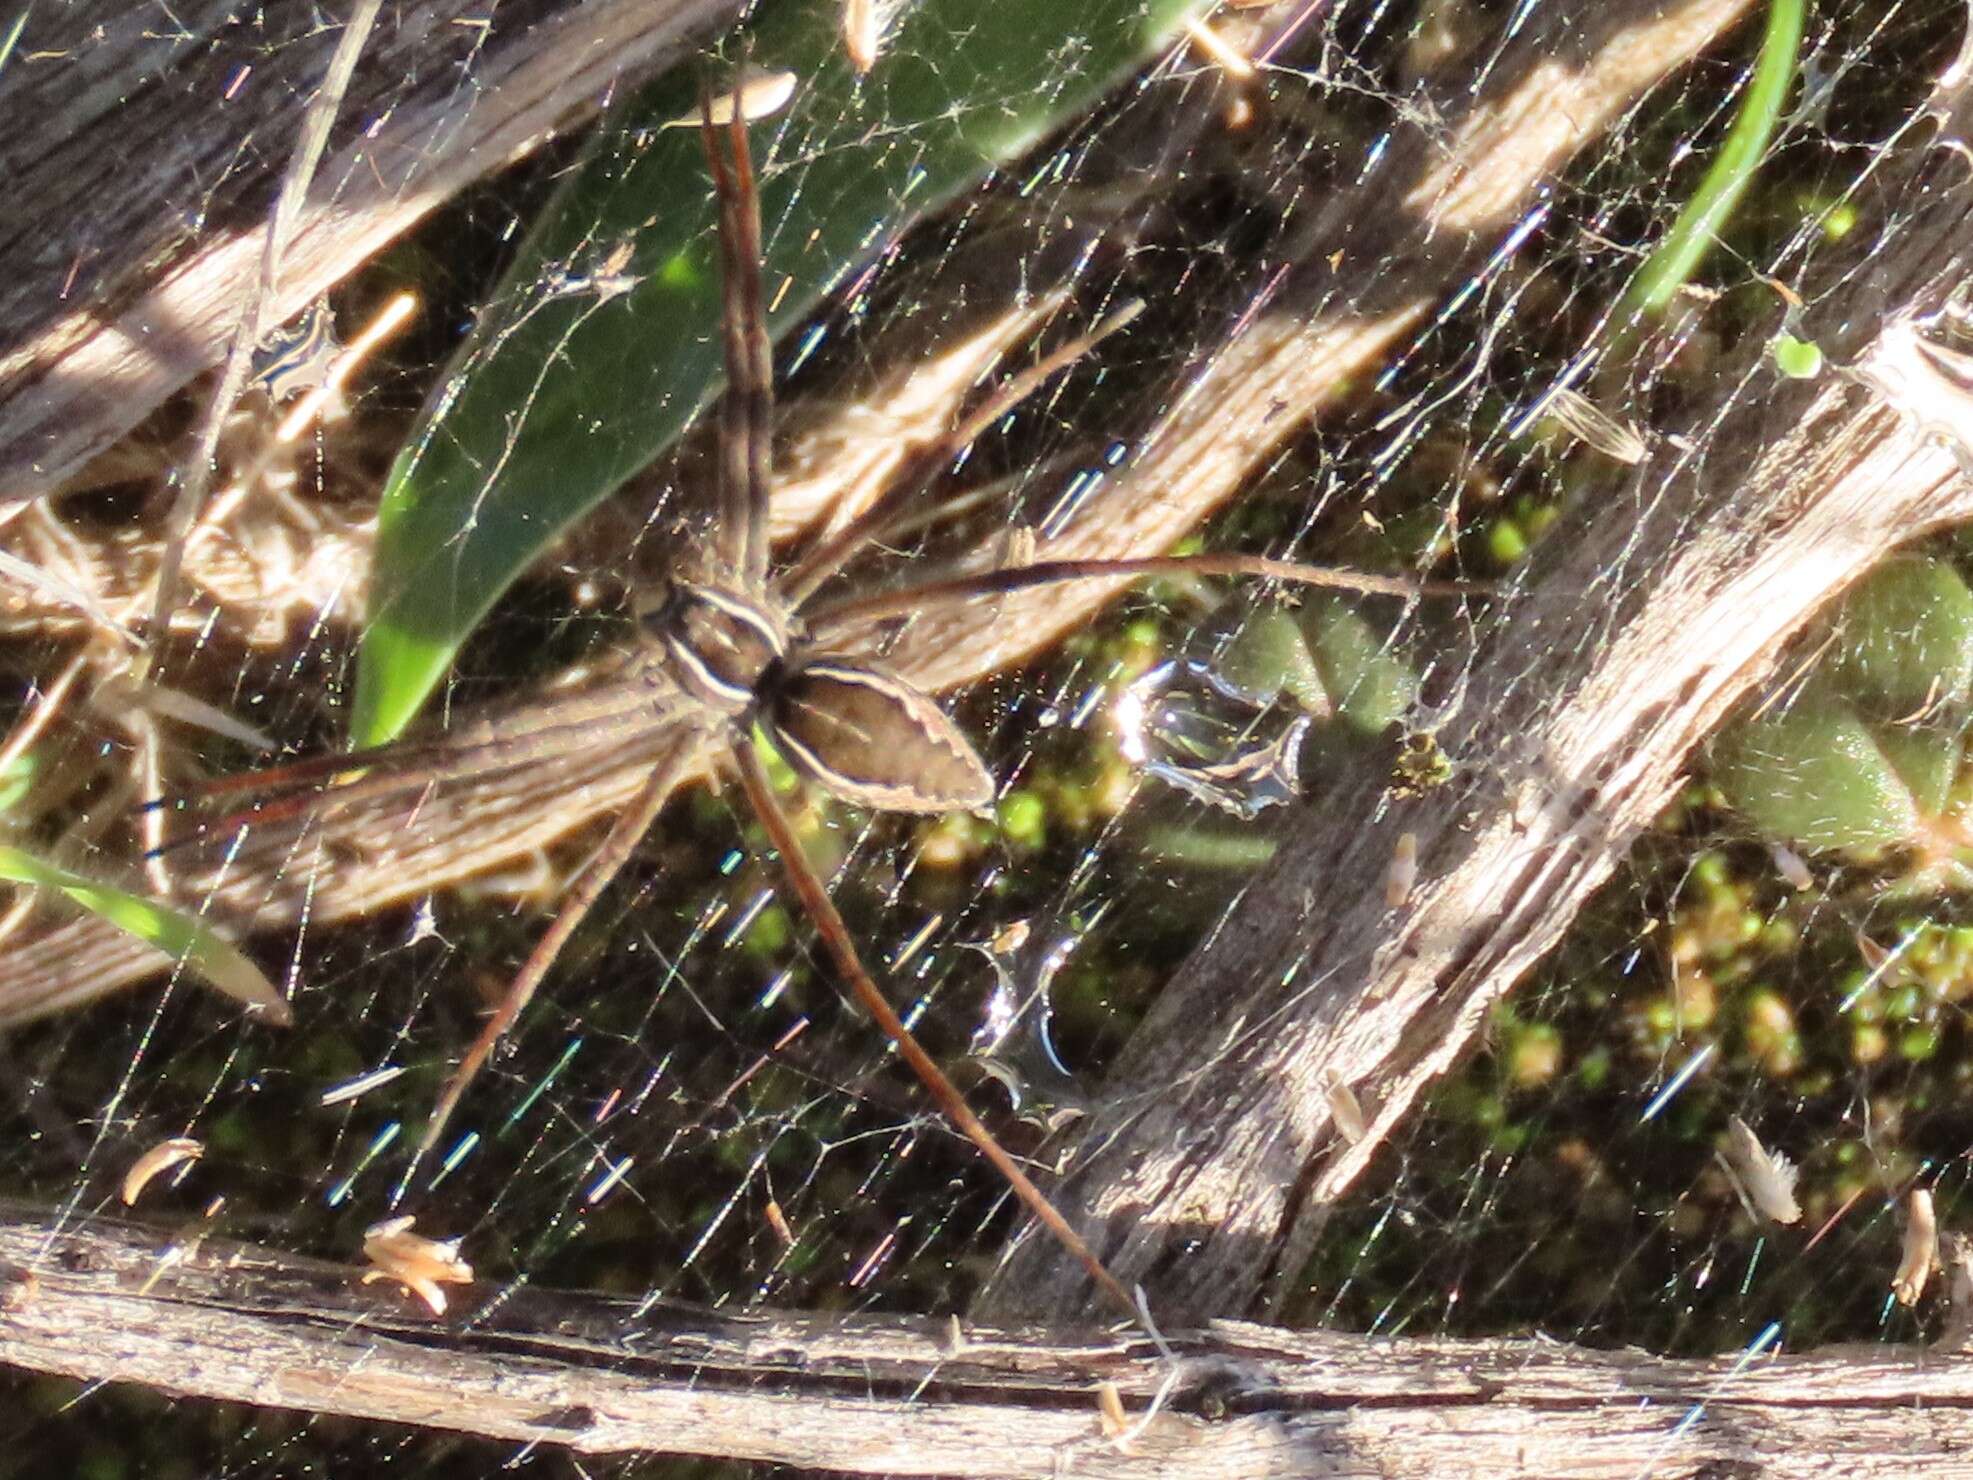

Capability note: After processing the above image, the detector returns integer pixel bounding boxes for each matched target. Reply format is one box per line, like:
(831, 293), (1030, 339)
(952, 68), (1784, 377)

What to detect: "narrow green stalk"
(1615, 0), (1805, 327)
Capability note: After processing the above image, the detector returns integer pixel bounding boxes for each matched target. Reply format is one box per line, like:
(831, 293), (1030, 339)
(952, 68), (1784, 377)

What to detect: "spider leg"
(730, 736), (1135, 1317)
(162, 689), (690, 809)
(701, 68), (775, 591)
(804, 551), (1491, 637)
(409, 728), (710, 1172)
(147, 692), (696, 859)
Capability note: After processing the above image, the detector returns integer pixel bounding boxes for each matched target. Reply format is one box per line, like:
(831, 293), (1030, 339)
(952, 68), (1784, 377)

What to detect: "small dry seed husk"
(841, 0), (878, 72)
(1325, 1073), (1368, 1144)
(360, 1216), (473, 1316)
(1770, 842), (1813, 891)
(1894, 1187), (1939, 1307)
(120, 1137), (204, 1206)
(662, 71), (798, 129)
(1541, 387), (1647, 464)
(1096, 1381), (1131, 1445)
(1855, 930), (1895, 973)
(990, 919), (1031, 955)
(764, 1199), (795, 1246)
(1385, 831), (1419, 908)
(1719, 1116), (1802, 1226)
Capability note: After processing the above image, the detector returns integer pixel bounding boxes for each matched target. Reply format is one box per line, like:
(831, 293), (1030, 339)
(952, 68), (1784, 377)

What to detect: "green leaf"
(1216, 606), (1331, 714)
(1871, 722), (1964, 820)
(1830, 556), (1973, 720)
(0, 749), (36, 816)
(1712, 697), (1923, 855)
(0, 846), (290, 1024)
(1302, 597), (1420, 735)
(355, 0), (1211, 746)
(1772, 331), (1823, 379)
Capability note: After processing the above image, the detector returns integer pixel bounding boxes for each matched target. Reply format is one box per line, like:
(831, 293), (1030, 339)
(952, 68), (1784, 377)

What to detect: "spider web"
(1, 0), (1969, 1474)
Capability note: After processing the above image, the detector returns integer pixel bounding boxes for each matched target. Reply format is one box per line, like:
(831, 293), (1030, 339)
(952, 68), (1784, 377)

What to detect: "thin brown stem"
(702, 68), (775, 587)
(410, 731), (707, 1175)
(731, 738), (1136, 1319)
(807, 550), (1490, 634)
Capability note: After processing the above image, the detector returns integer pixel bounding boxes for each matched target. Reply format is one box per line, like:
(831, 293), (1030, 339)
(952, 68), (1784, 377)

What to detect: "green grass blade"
(354, 0), (1211, 746)
(1615, 0), (1804, 326)
(0, 750), (36, 816)
(0, 846), (290, 1024)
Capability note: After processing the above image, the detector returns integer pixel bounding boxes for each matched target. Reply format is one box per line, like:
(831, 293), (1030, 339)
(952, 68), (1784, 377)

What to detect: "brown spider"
(181, 69), (1476, 1311)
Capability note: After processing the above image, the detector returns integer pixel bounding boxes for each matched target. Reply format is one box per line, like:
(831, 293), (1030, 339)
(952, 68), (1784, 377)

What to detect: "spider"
(181, 70), (1475, 1311)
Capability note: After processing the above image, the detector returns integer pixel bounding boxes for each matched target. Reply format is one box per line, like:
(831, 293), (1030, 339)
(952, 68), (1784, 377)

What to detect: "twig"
(1, 1202), (1966, 1478)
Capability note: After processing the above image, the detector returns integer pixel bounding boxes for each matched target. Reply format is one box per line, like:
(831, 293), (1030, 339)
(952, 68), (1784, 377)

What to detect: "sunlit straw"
(721, 887), (774, 948)
(1800, 1182), (1868, 1255)
(890, 914), (941, 973)
(433, 1131), (480, 1187)
(849, 1230), (899, 1288)
(0, 10), (29, 79)
(1184, 17), (1255, 78)
(1738, 1239), (1765, 1296)
(0, 651), (88, 792)
(759, 966), (797, 1009)
(587, 1154), (634, 1205)
(502, 1037), (584, 1132)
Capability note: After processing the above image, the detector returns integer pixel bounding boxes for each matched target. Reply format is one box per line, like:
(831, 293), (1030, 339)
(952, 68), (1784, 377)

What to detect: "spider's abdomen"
(764, 655), (995, 815)
(645, 580), (788, 714)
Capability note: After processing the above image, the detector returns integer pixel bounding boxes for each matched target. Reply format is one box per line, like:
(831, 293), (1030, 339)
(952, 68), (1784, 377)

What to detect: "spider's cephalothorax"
(640, 574), (996, 815)
(641, 578), (790, 714)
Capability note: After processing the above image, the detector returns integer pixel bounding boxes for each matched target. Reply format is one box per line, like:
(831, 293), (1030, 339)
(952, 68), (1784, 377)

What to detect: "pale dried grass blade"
(120, 1138), (204, 1206)
(1894, 1187), (1939, 1306)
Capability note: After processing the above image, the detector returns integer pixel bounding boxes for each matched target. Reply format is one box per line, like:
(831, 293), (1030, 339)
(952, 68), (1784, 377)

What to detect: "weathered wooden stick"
(5, 1203), (1973, 1479)
(0, 0), (733, 501)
